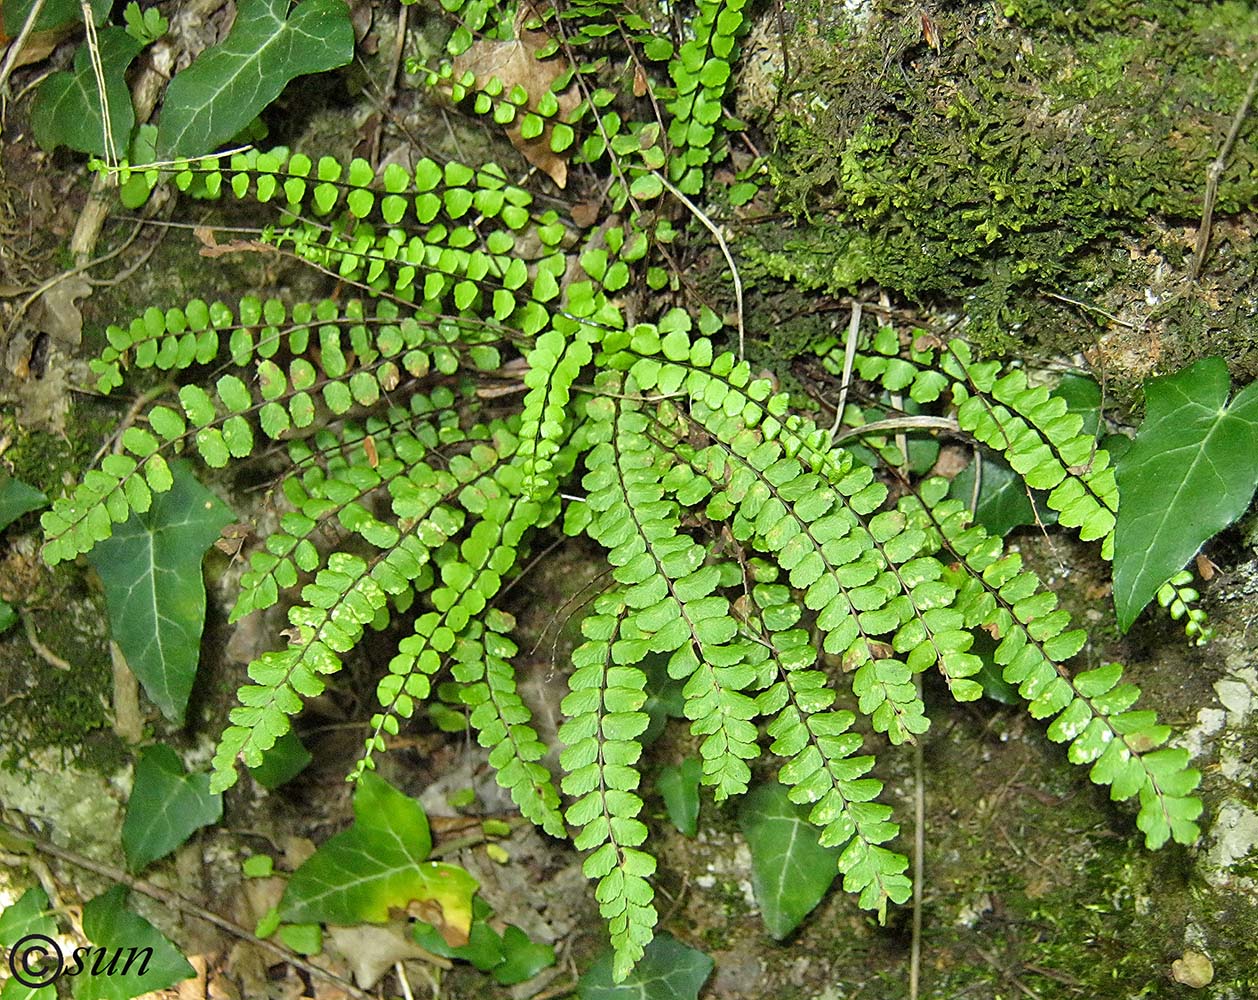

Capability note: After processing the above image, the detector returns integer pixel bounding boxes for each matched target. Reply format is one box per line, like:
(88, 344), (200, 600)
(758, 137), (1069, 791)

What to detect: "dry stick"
(829, 301), (863, 438)
(21, 611), (72, 671)
(1191, 61), (1258, 281)
(79, 0), (117, 169)
(654, 171), (747, 361)
(0, 821), (383, 1000)
(367, 1), (411, 168)
(832, 414), (959, 444)
(0, 0), (49, 114)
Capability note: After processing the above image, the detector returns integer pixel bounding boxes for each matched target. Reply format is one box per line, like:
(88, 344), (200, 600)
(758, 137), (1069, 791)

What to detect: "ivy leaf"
(737, 782), (841, 940)
(0, 886), (57, 1000)
(247, 729), (312, 789)
(281, 772), (478, 946)
(949, 449), (1043, 537)
(86, 462), (234, 725)
(0, 475), (47, 531)
(578, 933), (713, 1000)
(3, 0), (110, 37)
(155, 0), (354, 159)
(74, 885), (194, 1000)
(492, 925), (556, 985)
(121, 744), (223, 872)
(1114, 358), (1258, 631)
(31, 27), (143, 156)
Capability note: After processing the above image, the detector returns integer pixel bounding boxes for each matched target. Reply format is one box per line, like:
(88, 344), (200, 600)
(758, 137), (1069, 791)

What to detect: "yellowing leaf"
(280, 773), (477, 944)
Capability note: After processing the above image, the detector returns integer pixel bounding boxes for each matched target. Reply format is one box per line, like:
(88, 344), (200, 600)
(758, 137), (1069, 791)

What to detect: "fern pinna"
(43, 0), (1200, 982)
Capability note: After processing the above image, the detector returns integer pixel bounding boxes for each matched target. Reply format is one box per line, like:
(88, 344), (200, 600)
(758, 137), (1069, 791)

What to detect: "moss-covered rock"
(742, 0), (1258, 389)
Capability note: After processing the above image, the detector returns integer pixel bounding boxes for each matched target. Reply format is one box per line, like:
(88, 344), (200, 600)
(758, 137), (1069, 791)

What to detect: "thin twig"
(22, 611), (72, 671)
(79, 0), (117, 168)
(832, 415), (960, 443)
(1042, 291), (1138, 330)
(0, 821), (381, 1000)
(1191, 61), (1258, 281)
(829, 301), (863, 438)
(654, 171), (747, 361)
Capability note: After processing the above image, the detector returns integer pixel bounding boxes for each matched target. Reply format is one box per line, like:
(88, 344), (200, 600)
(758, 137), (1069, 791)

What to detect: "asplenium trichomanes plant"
(42, 0), (1202, 981)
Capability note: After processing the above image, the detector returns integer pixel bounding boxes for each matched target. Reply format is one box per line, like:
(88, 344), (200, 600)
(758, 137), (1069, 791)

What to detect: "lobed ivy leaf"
(578, 933), (713, 1000)
(86, 463), (232, 725)
(31, 27), (143, 157)
(155, 0), (354, 158)
(1114, 358), (1258, 631)
(948, 448), (1050, 537)
(280, 772), (478, 945)
(247, 729), (312, 789)
(121, 744), (223, 872)
(74, 885), (195, 1000)
(738, 782), (841, 940)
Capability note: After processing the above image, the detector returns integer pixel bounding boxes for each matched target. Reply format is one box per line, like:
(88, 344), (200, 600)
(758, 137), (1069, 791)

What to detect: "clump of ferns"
(40, 0), (1202, 982)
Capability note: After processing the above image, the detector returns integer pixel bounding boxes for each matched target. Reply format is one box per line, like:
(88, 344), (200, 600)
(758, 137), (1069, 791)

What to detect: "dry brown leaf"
(326, 923), (445, 989)
(194, 225), (277, 259)
(39, 274), (92, 347)
(405, 898), (469, 948)
(452, 4), (579, 187)
(0, 25), (72, 70)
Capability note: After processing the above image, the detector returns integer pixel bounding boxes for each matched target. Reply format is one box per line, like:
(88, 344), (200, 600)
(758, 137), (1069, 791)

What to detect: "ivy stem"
(653, 171), (746, 361)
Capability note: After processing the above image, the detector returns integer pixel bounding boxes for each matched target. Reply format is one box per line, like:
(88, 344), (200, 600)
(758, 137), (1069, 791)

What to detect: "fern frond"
(620, 322), (932, 744)
(233, 399), (454, 622)
(559, 593), (657, 982)
(1156, 569), (1214, 646)
(921, 481), (1202, 847)
(942, 341), (1118, 555)
(584, 382), (760, 799)
(747, 583), (912, 917)
(452, 609), (566, 837)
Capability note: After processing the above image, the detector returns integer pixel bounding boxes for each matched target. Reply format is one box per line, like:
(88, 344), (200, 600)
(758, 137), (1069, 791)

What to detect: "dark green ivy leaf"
(0, 475), (47, 532)
(87, 463), (233, 725)
(1114, 358), (1258, 631)
(738, 782), (840, 940)
(121, 744), (222, 872)
(74, 885), (194, 1000)
(657, 757), (701, 837)
(32, 27), (144, 156)
(155, 0), (354, 158)
(578, 933), (713, 1000)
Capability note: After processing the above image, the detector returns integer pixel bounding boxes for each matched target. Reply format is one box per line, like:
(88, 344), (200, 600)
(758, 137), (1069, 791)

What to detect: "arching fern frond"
(560, 593), (657, 981)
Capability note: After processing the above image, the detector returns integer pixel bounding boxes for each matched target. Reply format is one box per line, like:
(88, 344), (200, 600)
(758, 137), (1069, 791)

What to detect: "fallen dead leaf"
(326, 922), (448, 988)
(452, 2), (580, 187)
(194, 226), (278, 259)
(38, 274), (92, 347)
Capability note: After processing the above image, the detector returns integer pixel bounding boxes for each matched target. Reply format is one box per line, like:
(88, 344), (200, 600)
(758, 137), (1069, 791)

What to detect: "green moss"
(749, 0), (1258, 378)
(0, 600), (115, 772)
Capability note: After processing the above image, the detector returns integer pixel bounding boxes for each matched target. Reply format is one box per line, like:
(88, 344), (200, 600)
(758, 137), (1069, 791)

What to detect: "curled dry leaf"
(451, 3), (580, 187)
(39, 273), (93, 347)
(326, 922), (446, 989)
